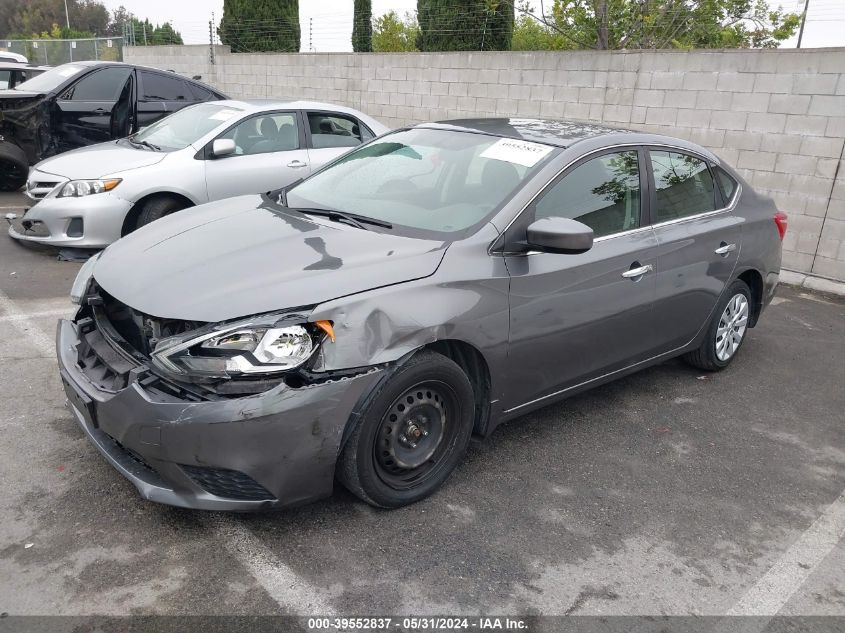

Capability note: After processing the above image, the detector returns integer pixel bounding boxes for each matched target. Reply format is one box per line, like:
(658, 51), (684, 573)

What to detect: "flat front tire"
(338, 350), (475, 508)
(683, 279), (752, 371)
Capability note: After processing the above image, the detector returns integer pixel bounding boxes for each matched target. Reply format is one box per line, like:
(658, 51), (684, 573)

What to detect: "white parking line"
(0, 287), (337, 616)
(727, 490), (845, 616)
(204, 515), (336, 615)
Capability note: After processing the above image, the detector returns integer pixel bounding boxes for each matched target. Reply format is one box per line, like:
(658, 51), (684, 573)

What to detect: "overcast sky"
(99, 0), (844, 50)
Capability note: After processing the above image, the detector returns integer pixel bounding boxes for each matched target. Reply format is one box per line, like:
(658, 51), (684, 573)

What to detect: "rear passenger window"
(714, 166), (738, 203)
(140, 71), (191, 101)
(307, 112), (365, 149)
(650, 151), (716, 222)
(536, 150), (641, 238)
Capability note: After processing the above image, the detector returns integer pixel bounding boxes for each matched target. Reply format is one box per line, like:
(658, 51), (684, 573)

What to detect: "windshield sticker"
(480, 138), (553, 167)
(209, 109), (239, 121)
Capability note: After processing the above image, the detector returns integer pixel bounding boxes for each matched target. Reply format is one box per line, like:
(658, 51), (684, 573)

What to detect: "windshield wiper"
(293, 207), (393, 230)
(127, 137), (160, 151)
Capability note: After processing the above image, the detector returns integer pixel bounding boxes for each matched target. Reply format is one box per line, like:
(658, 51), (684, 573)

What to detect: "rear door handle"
(714, 242), (736, 256)
(287, 160), (308, 168)
(621, 264), (653, 279)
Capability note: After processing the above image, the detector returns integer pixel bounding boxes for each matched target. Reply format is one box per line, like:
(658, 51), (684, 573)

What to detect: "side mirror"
(211, 138), (236, 158)
(525, 217), (594, 254)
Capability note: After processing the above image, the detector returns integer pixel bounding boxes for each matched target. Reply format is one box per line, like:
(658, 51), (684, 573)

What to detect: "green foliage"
(123, 17), (183, 45)
(353, 0), (373, 52)
(513, 0), (801, 50)
(1, 0), (110, 38)
(219, 0), (300, 53)
(372, 11), (420, 52)
(416, 0), (514, 51)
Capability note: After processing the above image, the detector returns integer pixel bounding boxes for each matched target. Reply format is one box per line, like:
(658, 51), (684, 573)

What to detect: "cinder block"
(759, 133), (802, 154)
(677, 109), (709, 128)
(746, 112), (787, 134)
(775, 153), (818, 176)
(812, 256), (845, 281)
(564, 101), (591, 120)
(645, 107), (677, 126)
(788, 174), (834, 197)
(726, 131), (764, 151)
(650, 71), (684, 90)
(632, 89), (665, 107)
(809, 95), (845, 117)
(711, 110), (748, 131)
(785, 114), (829, 136)
(793, 74), (839, 95)
(826, 117), (845, 138)
(716, 72), (753, 93)
(800, 136), (845, 159)
(630, 106), (647, 124)
(737, 150), (775, 170)
(768, 94), (811, 115)
(682, 71), (718, 91)
(818, 158), (840, 179)
(753, 73), (794, 94)
(579, 87), (606, 104)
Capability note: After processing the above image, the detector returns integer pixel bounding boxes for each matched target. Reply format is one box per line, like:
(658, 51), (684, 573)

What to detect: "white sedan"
(10, 99), (389, 248)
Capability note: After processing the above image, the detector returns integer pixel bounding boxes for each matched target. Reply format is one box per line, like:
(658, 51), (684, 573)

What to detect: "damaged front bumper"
(57, 317), (384, 511)
(9, 192), (131, 248)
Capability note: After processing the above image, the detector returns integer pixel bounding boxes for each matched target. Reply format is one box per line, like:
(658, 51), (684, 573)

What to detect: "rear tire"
(683, 279), (752, 371)
(0, 142), (28, 192)
(338, 350), (474, 508)
(134, 196), (189, 231)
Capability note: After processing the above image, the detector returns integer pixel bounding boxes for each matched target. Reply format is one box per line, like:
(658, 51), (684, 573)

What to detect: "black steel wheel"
(338, 351), (474, 508)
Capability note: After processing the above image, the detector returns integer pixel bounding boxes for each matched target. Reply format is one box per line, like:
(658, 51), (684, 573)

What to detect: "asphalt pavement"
(0, 189), (843, 622)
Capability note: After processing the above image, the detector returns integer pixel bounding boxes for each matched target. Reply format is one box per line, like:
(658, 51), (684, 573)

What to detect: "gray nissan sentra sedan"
(58, 118), (787, 510)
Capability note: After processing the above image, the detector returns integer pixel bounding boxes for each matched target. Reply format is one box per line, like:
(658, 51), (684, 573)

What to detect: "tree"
(219, 0), (300, 53)
(416, 0), (514, 51)
(372, 11), (420, 52)
(352, 0), (373, 52)
(515, 0), (801, 50)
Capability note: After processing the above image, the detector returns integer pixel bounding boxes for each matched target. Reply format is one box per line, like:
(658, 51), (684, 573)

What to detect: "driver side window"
(536, 150), (641, 238)
(217, 112), (299, 156)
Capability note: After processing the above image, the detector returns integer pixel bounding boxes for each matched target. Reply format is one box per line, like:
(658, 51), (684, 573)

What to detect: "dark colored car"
(0, 61), (226, 191)
(58, 119), (786, 511)
(0, 62), (50, 90)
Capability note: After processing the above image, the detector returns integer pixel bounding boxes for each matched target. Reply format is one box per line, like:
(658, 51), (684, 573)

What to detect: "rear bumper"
(9, 192), (131, 248)
(57, 318), (384, 511)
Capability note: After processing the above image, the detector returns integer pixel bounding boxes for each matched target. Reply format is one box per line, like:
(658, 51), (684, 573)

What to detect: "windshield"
(131, 103), (243, 151)
(15, 63), (86, 92)
(285, 128), (555, 236)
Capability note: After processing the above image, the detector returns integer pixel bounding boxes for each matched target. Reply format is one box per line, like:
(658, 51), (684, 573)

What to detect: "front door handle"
(714, 242), (737, 256)
(621, 263), (653, 280)
(287, 160), (308, 168)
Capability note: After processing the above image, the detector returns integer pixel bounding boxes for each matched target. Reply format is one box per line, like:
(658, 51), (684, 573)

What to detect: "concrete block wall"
(127, 45), (845, 282)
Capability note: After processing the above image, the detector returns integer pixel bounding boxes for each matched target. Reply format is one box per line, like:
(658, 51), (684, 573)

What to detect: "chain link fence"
(1, 37), (123, 66)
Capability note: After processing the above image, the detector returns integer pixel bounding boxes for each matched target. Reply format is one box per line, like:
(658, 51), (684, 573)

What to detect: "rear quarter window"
(714, 166), (738, 204)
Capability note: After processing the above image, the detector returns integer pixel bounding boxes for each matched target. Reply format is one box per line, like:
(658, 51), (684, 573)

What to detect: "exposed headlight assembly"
(151, 312), (334, 380)
(57, 179), (121, 198)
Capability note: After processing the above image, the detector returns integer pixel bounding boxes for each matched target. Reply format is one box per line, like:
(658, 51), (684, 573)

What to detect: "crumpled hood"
(34, 141), (167, 179)
(94, 195), (449, 322)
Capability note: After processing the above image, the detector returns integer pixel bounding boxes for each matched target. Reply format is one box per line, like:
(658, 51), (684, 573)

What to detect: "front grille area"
(76, 317), (137, 391)
(27, 180), (61, 199)
(180, 464), (276, 501)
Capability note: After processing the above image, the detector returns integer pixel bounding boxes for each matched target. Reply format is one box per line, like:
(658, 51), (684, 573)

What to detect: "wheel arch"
(736, 268), (763, 327)
(121, 191), (196, 236)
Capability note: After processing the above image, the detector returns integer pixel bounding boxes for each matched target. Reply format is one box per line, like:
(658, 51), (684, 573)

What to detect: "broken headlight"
(150, 312), (332, 380)
(57, 179), (121, 198)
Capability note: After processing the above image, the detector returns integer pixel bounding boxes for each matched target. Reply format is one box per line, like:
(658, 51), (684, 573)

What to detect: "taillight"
(774, 212), (788, 241)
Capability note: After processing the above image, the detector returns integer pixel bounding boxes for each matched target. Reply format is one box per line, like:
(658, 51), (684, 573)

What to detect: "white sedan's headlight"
(70, 252), (100, 304)
(57, 179), (121, 198)
(151, 313), (334, 379)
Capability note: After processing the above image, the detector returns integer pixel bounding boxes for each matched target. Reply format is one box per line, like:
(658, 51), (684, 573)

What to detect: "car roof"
(416, 117), (720, 162)
(65, 60), (223, 94)
(212, 98), (371, 116)
(420, 118), (635, 148)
